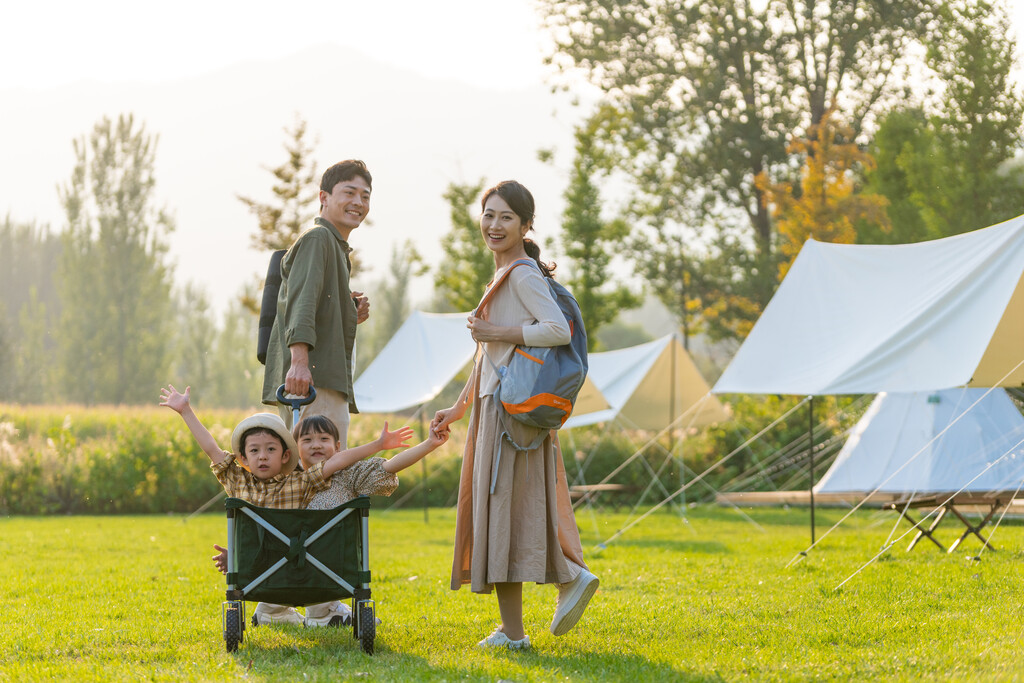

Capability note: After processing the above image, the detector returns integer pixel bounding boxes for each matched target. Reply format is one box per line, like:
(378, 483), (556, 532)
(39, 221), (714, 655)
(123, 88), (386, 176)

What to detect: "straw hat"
(230, 413), (299, 475)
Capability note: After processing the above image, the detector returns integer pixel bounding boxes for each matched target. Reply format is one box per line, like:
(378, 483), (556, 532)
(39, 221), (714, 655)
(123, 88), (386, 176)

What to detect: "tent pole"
(671, 333), (684, 515)
(809, 395), (815, 544)
(419, 406), (428, 524)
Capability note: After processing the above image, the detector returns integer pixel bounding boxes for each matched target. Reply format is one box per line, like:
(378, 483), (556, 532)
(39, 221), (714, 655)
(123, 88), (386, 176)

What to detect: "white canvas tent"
(565, 333), (730, 430)
(353, 312), (474, 414)
(353, 310), (608, 416)
(713, 216), (1024, 396)
(814, 388), (1024, 495)
(704, 216), (1024, 552)
(561, 334), (731, 513)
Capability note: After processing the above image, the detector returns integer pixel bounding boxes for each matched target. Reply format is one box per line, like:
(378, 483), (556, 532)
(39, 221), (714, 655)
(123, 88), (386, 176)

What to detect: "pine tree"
(560, 122), (639, 350)
(433, 179), (493, 312)
(237, 115), (319, 251)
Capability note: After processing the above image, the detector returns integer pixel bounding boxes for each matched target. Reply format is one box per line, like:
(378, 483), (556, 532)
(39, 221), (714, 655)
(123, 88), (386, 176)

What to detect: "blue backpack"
(476, 259), (589, 450)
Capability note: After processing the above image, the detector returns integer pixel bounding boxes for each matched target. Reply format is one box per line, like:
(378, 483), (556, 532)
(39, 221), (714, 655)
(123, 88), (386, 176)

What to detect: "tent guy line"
(833, 432), (1024, 591)
(571, 392), (720, 510)
(971, 476), (1024, 562)
(782, 358), (1024, 573)
(594, 397), (811, 553)
(587, 411), (767, 533)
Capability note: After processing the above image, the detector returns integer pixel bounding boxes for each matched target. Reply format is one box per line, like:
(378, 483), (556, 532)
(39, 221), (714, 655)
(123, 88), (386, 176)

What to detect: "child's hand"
(428, 425), (451, 448)
(159, 384), (191, 414)
(212, 544), (227, 575)
(379, 421), (414, 451)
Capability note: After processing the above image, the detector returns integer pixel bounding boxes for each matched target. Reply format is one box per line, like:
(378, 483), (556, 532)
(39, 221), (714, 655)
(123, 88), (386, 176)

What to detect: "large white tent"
(814, 388), (1024, 495)
(713, 216), (1024, 396)
(565, 333), (729, 430)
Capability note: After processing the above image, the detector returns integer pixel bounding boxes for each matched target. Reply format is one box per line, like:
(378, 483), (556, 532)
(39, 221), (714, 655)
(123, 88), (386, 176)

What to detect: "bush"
(0, 395), (860, 514)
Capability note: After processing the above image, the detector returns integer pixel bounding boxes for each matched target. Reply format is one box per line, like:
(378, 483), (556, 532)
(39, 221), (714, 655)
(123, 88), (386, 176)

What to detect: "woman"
(431, 180), (599, 650)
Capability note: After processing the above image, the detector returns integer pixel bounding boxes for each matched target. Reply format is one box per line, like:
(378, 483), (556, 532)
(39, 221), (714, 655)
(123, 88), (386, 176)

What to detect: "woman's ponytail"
(523, 238), (556, 278)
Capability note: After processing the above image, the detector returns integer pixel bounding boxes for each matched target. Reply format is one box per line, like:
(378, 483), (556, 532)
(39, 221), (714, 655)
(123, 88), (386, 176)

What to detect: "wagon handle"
(276, 384), (317, 425)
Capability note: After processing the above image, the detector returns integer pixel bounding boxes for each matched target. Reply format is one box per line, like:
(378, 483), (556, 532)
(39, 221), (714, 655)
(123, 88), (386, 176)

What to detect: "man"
(258, 159), (373, 628)
(262, 159), (372, 442)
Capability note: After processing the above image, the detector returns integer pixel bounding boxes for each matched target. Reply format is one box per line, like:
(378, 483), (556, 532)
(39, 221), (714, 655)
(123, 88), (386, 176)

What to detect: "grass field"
(3, 504), (1024, 682)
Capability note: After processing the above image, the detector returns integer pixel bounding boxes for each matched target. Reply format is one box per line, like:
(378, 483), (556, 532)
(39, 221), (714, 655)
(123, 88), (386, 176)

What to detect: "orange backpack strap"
(474, 259), (535, 317)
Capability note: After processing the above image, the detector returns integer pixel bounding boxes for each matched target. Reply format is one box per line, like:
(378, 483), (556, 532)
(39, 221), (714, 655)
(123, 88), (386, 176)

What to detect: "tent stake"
(809, 395), (815, 544)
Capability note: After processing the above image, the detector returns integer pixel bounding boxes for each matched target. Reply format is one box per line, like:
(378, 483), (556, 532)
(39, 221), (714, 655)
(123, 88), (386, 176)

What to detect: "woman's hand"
(467, 315), (501, 343)
(431, 407), (463, 434)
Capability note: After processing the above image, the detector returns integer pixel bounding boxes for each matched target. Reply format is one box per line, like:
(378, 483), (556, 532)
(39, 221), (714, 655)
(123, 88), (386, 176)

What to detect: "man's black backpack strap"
(257, 249), (287, 365)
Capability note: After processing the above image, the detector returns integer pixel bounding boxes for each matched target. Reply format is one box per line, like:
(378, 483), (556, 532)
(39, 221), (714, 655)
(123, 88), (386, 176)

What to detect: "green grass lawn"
(2, 504), (1023, 682)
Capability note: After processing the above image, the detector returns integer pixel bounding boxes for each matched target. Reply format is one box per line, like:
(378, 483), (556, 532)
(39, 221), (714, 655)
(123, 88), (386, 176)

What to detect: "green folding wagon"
(221, 496), (376, 654)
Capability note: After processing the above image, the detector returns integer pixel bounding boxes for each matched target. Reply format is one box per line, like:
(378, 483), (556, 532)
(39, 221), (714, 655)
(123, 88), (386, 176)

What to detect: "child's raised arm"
(159, 384), (228, 465)
(322, 422), (415, 478)
(382, 426), (450, 474)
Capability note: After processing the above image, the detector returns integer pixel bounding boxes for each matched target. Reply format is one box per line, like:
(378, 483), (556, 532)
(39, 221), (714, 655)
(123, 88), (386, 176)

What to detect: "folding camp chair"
(221, 496), (376, 654)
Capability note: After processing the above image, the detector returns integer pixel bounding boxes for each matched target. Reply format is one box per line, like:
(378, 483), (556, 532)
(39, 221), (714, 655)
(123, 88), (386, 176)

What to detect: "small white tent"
(565, 333), (730, 430)
(814, 388), (1024, 495)
(354, 311), (475, 414)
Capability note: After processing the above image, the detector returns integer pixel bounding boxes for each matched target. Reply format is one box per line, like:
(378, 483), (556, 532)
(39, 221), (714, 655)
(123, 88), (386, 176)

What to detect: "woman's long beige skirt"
(450, 393), (587, 594)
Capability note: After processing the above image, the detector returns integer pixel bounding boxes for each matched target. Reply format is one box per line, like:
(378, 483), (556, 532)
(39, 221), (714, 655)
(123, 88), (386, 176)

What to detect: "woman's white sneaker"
(477, 627), (531, 650)
(550, 568), (599, 636)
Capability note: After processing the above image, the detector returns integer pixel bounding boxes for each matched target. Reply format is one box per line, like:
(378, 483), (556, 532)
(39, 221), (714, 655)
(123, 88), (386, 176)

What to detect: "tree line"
(2, 0), (1022, 407)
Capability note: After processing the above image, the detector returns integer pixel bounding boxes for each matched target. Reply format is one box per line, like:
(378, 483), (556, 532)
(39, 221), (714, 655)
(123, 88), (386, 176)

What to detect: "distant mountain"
(0, 43), (586, 313)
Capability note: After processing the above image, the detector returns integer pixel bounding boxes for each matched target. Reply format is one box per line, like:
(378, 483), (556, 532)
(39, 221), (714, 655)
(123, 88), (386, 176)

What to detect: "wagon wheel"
(357, 601), (375, 655)
(224, 602), (243, 653)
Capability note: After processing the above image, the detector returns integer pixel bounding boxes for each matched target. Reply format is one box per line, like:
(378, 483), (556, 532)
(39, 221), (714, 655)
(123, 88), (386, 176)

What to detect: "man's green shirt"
(262, 217), (359, 413)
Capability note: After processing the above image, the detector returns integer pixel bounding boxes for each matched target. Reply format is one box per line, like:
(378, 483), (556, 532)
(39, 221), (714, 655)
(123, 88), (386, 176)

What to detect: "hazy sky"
(0, 0), (550, 91)
(6, 0), (1023, 92)
(3, 0), (1024, 318)
(1, 0), (572, 315)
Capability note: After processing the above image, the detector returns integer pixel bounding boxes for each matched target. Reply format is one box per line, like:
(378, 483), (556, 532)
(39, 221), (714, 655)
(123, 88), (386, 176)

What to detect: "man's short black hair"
(321, 160), (373, 197)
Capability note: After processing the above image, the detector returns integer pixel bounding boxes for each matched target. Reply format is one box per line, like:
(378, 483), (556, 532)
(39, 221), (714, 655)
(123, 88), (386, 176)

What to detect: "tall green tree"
(0, 217), (62, 332)
(924, 0), (1024, 234)
(14, 289), (53, 403)
(433, 179), (492, 312)
(57, 114), (174, 405)
(918, 0), (1023, 235)
(865, 0), (1024, 241)
(0, 217), (61, 402)
(560, 122), (639, 350)
(237, 115), (319, 252)
(540, 0), (931, 337)
(861, 108), (936, 244)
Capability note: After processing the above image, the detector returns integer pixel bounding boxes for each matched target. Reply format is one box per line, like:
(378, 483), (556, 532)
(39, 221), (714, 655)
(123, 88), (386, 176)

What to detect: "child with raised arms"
(159, 384), (416, 510)
(200, 409), (450, 626)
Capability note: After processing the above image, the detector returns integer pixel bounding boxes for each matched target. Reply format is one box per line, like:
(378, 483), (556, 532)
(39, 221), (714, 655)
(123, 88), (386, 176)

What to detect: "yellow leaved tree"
(757, 109), (891, 280)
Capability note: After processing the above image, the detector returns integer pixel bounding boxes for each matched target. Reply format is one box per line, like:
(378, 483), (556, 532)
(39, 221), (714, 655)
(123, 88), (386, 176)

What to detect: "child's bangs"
(293, 414), (340, 442)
